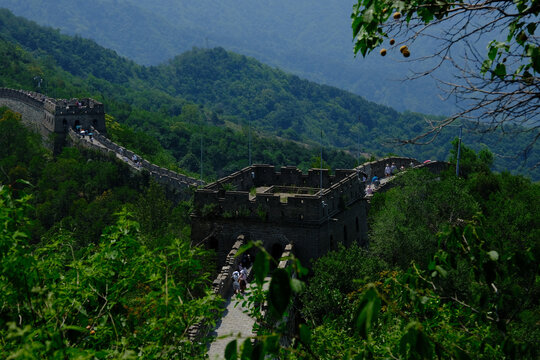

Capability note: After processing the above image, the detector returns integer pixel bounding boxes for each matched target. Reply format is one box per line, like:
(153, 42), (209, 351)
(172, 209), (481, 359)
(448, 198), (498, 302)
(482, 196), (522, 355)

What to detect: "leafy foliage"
(369, 168), (480, 269)
(351, 0), (540, 164)
(0, 116), (220, 358)
(232, 145), (539, 359)
(0, 187), (219, 358)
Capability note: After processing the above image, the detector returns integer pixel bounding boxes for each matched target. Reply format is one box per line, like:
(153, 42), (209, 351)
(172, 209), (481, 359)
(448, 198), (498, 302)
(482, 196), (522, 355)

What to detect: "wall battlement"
(194, 164), (365, 224)
(192, 164), (370, 267)
(0, 88), (47, 107)
(356, 156), (420, 179)
(68, 127), (204, 199)
(2, 88), (203, 197)
(0, 88), (106, 139)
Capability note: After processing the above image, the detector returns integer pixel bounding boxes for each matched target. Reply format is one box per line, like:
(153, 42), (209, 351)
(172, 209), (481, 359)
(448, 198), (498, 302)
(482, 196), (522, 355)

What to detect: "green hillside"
(0, 0), (461, 116)
(0, 9), (537, 180)
(1, 9), (538, 359)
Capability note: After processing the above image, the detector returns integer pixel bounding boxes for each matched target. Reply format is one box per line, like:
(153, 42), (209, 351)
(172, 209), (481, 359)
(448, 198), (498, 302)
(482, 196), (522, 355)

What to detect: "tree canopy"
(351, 0), (540, 163)
(234, 145), (539, 359)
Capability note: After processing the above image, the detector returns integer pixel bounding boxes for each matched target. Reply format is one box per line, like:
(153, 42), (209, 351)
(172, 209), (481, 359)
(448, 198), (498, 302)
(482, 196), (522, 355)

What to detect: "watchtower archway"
(270, 242), (284, 270)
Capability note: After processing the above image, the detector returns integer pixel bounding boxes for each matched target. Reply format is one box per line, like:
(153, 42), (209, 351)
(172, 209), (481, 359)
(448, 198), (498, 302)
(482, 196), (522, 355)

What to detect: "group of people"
(365, 162), (410, 195)
(75, 125), (93, 141)
(231, 253), (252, 295)
(232, 265), (248, 295)
(384, 162), (398, 177)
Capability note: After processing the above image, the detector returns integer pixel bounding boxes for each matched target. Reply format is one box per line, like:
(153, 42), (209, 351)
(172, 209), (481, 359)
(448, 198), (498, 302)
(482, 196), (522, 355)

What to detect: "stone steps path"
(207, 291), (256, 359)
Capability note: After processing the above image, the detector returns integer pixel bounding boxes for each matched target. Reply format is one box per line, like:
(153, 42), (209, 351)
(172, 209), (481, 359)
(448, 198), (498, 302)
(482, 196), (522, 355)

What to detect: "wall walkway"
(0, 88), (204, 198)
(71, 127), (202, 184)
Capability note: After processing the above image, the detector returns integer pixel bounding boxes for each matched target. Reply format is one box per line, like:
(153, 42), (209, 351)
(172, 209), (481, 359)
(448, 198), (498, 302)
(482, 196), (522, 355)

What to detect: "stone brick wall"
(0, 88), (48, 136)
(194, 165), (364, 225)
(375, 160), (451, 192)
(192, 196), (368, 269)
(205, 165), (354, 193)
(187, 236), (246, 341)
(0, 88), (106, 134)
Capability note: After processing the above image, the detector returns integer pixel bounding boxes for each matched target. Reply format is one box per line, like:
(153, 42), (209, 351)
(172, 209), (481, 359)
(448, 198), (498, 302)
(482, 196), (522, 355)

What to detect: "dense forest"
(0, 9), (538, 180)
(0, 8), (539, 360)
(2, 106), (538, 358)
(0, 108), (220, 358)
(0, 0), (457, 115)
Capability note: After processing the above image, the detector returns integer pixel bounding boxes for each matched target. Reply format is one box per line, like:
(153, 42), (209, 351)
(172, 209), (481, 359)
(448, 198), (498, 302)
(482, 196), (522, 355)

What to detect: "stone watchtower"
(44, 97), (106, 134)
(191, 164), (369, 268)
(0, 88), (106, 152)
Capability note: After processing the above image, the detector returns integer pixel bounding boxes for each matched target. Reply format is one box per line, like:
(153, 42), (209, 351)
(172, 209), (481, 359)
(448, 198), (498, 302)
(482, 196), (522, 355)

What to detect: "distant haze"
(0, 0), (459, 116)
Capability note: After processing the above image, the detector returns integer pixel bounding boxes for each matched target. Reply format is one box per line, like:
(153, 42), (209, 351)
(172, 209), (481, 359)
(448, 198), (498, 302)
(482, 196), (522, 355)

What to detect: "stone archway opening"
(270, 242), (284, 270)
(209, 236), (218, 252)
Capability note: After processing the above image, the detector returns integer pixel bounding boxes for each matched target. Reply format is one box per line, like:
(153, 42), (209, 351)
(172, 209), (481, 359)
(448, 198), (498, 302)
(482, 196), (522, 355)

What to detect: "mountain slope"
(0, 9), (537, 179)
(0, 0), (457, 116)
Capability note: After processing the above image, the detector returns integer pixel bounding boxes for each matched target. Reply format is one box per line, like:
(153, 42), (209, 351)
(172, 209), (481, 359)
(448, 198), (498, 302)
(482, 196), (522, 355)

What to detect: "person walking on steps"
(232, 270), (240, 295)
(239, 267), (248, 293)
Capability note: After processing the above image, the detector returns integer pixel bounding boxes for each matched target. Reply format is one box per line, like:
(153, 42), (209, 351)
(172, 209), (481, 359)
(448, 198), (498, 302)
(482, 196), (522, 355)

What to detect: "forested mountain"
(1, 9), (538, 360)
(0, 9), (538, 179)
(0, 0), (457, 116)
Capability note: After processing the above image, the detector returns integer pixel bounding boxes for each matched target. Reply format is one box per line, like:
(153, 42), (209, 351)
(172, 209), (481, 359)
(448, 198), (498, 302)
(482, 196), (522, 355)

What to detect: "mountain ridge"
(0, 8), (537, 180)
(0, 0), (458, 116)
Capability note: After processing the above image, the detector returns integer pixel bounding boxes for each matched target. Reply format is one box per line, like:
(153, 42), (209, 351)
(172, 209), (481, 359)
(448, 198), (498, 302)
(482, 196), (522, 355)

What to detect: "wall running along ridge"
(1, 88), (203, 197)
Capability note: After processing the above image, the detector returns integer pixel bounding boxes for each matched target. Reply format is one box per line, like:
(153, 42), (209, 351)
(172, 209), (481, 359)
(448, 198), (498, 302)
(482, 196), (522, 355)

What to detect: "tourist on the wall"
(232, 270), (240, 295)
(239, 267), (248, 293)
(366, 185), (373, 195)
(384, 163), (391, 177)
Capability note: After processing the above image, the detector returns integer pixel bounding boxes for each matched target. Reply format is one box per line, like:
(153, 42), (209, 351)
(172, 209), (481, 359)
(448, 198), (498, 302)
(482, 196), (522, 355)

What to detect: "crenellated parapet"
(194, 164), (366, 224)
(44, 97), (104, 116)
(1, 88), (202, 194)
(0, 88), (48, 108)
(68, 127), (204, 198)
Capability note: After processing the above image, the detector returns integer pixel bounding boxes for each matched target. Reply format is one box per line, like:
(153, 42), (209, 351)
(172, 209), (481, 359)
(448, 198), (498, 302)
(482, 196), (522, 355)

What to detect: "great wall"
(1, 88), (450, 358)
(0, 88), (203, 198)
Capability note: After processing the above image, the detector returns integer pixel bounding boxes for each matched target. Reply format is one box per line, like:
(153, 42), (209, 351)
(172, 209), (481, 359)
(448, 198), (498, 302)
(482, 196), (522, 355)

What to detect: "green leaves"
(299, 324), (312, 346)
(0, 184), (220, 359)
(253, 250), (270, 285)
(400, 322), (433, 359)
(268, 268), (292, 317)
(225, 340), (238, 360)
(353, 285), (381, 339)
